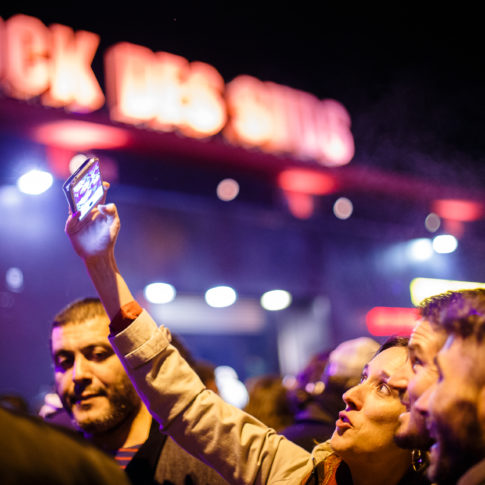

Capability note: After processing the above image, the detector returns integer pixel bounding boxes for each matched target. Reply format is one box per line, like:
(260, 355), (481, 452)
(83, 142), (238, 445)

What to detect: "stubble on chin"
(429, 404), (485, 485)
(394, 413), (432, 451)
(66, 379), (141, 435)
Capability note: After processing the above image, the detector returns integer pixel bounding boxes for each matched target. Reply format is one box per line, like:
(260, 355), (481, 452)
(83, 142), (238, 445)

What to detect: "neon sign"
(0, 14), (355, 167)
(366, 307), (418, 336)
(1, 14), (105, 111)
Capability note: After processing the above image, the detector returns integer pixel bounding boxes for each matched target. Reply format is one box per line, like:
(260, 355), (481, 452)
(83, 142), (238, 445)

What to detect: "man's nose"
(72, 355), (92, 383)
(414, 384), (434, 417)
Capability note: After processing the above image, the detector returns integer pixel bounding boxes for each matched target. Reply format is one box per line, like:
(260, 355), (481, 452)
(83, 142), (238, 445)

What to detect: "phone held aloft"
(63, 158), (104, 220)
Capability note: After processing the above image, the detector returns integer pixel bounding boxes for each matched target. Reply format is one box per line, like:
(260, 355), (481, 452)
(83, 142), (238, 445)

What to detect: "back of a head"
(244, 374), (294, 431)
(287, 337), (380, 417)
(1, 406), (131, 485)
(324, 336), (381, 388)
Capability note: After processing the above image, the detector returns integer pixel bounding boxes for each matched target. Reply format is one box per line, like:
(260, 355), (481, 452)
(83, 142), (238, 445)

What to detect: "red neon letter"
(224, 75), (274, 146)
(178, 60), (226, 138)
(3, 14), (50, 99)
(225, 75), (354, 167)
(43, 23), (104, 112)
(105, 42), (157, 124)
(315, 99), (354, 167)
(150, 51), (188, 130)
(0, 17), (4, 80)
(106, 42), (226, 138)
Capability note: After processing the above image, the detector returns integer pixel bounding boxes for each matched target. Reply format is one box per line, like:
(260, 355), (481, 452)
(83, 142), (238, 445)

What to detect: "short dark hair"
(420, 289), (485, 342)
(375, 335), (409, 356)
(52, 298), (107, 329)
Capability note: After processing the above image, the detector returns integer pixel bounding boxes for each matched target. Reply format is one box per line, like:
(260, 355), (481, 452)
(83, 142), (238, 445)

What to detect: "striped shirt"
(114, 444), (142, 469)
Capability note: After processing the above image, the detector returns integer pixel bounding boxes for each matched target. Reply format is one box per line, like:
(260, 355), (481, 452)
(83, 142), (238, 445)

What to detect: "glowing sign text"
(105, 42), (226, 138)
(0, 14), (354, 167)
(1, 14), (104, 112)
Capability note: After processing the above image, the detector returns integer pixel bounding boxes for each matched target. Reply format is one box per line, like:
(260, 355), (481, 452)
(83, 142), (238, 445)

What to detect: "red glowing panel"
(32, 120), (130, 150)
(366, 307), (419, 337)
(285, 192), (314, 219)
(277, 169), (336, 195)
(432, 199), (484, 222)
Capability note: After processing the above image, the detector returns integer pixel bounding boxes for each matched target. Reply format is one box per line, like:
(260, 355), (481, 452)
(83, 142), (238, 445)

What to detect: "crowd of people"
(2, 190), (485, 485)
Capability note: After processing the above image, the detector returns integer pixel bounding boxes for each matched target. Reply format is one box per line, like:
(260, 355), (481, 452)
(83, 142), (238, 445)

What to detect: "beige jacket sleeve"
(109, 309), (316, 485)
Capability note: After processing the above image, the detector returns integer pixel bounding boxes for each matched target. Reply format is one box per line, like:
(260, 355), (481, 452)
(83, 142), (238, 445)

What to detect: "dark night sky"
(1, 4), (485, 186)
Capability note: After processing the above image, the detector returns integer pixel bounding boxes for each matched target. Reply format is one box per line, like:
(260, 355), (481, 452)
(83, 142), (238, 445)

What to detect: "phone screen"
(71, 161), (104, 220)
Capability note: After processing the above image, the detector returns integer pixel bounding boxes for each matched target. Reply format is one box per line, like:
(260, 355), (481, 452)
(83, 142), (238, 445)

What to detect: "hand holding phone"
(63, 158), (104, 220)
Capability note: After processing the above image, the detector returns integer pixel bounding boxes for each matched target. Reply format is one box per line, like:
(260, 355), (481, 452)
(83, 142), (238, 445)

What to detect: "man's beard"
(62, 377), (141, 435)
(428, 402), (485, 485)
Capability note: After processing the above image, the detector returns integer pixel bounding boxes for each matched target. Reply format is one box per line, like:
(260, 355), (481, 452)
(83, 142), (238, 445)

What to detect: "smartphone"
(63, 158), (104, 220)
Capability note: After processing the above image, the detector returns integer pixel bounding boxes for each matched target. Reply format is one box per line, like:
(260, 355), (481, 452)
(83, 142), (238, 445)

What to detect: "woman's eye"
(377, 383), (391, 395)
(360, 373), (368, 383)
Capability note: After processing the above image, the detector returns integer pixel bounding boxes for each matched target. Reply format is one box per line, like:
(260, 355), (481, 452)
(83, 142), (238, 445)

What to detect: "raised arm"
(65, 202), (133, 319)
(65, 200), (316, 485)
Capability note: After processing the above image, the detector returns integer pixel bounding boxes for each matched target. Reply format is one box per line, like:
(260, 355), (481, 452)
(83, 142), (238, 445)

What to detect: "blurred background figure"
(38, 391), (77, 429)
(0, 393), (30, 414)
(281, 336), (380, 450)
(1, 406), (131, 485)
(243, 374), (294, 431)
(193, 360), (220, 394)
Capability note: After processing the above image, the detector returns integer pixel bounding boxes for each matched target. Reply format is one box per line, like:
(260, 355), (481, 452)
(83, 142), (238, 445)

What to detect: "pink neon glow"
(3, 15), (104, 112)
(366, 307), (418, 337)
(32, 120), (130, 150)
(225, 75), (354, 166)
(4, 14), (50, 99)
(277, 169), (336, 195)
(224, 75), (273, 146)
(432, 199), (484, 222)
(105, 43), (226, 137)
(41, 23), (104, 112)
(284, 192), (314, 219)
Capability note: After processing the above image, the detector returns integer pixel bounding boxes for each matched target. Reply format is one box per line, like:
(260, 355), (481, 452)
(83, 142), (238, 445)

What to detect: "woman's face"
(330, 346), (412, 460)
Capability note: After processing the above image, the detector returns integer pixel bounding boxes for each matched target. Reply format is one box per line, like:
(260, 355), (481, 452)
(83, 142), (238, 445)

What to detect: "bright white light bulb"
(215, 366), (249, 409)
(144, 282), (176, 304)
(407, 238), (434, 261)
(260, 290), (292, 311)
(17, 170), (53, 195)
(6, 267), (23, 292)
(432, 235), (458, 254)
(205, 286), (237, 308)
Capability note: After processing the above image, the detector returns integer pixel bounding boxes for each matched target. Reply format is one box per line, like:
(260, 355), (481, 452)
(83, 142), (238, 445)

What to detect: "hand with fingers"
(65, 182), (120, 261)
